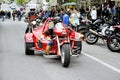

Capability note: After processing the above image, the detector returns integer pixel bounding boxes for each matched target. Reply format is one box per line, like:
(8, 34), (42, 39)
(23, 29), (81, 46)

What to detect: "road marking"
(82, 51), (120, 74)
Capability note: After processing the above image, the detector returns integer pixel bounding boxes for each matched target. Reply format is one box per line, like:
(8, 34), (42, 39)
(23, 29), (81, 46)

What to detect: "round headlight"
(32, 21), (36, 25)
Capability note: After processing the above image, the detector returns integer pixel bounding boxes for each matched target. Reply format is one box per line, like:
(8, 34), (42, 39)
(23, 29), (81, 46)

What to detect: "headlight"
(75, 33), (84, 40)
(32, 21), (36, 25)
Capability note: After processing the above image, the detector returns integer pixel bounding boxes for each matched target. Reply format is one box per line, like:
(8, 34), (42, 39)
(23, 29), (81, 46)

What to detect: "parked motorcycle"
(107, 25), (120, 52)
(84, 17), (114, 44)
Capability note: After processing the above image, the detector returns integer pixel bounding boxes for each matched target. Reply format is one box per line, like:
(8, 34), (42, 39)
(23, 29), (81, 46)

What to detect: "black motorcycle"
(84, 17), (112, 44)
(107, 25), (120, 52)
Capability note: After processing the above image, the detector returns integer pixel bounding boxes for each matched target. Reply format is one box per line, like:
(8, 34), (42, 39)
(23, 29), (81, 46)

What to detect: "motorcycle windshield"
(54, 23), (68, 36)
(55, 23), (64, 29)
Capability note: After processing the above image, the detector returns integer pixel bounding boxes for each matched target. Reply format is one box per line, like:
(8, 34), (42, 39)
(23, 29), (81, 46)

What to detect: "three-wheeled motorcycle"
(24, 17), (83, 67)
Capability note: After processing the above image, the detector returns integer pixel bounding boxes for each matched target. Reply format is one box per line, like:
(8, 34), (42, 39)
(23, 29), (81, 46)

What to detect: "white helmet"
(30, 6), (36, 11)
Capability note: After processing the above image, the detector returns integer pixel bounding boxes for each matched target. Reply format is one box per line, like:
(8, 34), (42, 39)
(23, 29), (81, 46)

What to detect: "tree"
(0, 0), (3, 2)
(16, 0), (28, 6)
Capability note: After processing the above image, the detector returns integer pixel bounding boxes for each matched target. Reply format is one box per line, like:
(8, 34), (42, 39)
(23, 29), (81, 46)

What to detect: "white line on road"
(82, 51), (120, 74)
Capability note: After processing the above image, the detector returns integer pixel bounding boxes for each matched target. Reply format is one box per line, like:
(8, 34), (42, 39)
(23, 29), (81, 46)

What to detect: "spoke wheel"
(107, 35), (120, 52)
(85, 32), (98, 44)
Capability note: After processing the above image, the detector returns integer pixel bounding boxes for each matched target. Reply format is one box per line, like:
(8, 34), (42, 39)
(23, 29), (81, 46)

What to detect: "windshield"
(55, 23), (64, 30)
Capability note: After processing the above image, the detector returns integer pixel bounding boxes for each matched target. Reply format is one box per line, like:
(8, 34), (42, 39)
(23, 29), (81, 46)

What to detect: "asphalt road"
(0, 19), (120, 80)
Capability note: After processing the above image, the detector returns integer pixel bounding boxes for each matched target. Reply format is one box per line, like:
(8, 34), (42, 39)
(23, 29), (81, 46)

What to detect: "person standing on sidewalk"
(12, 11), (16, 21)
(70, 8), (80, 31)
(1, 10), (5, 21)
(90, 6), (97, 23)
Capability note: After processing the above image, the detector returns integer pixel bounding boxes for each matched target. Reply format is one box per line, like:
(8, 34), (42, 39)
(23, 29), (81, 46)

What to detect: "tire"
(85, 32), (99, 44)
(74, 41), (82, 54)
(61, 44), (70, 67)
(107, 35), (120, 52)
(25, 42), (34, 55)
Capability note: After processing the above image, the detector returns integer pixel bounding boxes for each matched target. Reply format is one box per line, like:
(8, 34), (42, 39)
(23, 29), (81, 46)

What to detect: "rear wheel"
(61, 44), (70, 67)
(25, 42), (34, 55)
(85, 32), (98, 44)
(107, 35), (120, 52)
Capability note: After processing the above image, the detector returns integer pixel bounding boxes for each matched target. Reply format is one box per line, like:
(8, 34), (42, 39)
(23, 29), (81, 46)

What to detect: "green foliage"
(71, 0), (76, 2)
(16, 0), (28, 6)
(10, 0), (14, 1)
(46, 0), (49, 2)
(0, 0), (3, 3)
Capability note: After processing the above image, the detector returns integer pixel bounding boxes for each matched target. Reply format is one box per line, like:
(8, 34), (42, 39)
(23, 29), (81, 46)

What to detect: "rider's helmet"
(30, 7), (36, 12)
(28, 7), (37, 21)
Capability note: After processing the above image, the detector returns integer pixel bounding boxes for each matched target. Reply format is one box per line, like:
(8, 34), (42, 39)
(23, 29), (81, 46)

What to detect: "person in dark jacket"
(17, 10), (21, 21)
(80, 7), (85, 17)
(116, 5), (120, 20)
(8, 11), (11, 19)
(1, 10), (5, 21)
(12, 10), (16, 21)
(49, 6), (56, 17)
(28, 8), (37, 22)
(102, 6), (110, 18)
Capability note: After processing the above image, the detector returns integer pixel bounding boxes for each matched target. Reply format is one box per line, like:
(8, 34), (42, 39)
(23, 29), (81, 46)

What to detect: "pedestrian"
(97, 5), (102, 18)
(8, 11), (11, 19)
(1, 10), (5, 21)
(58, 9), (64, 21)
(61, 8), (70, 28)
(5, 11), (8, 19)
(17, 10), (21, 21)
(49, 6), (56, 17)
(90, 6), (97, 23)
(80, 7), (85, 17)
(108, 0), (115, 17)
(70, 8), (80, 31)
(12, 11), (16, 21)
(116, 5), (120, 20)
(102, 6), (110, 19)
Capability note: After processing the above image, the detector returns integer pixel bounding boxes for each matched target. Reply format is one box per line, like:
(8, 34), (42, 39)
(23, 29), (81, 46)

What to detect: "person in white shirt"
(90, 6), (97, 22)
(70, 8), (80, 31)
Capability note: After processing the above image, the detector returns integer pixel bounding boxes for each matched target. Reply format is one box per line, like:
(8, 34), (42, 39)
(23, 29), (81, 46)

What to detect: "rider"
(28, 7), (37, 22)
(25, 7), (38, 33)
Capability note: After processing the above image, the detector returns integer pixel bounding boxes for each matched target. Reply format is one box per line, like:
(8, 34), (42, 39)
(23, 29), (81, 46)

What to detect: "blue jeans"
(47, 40), (53, 46)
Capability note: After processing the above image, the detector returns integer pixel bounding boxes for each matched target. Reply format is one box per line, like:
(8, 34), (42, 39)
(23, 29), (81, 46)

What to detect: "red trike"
(24, 17), (83, 67)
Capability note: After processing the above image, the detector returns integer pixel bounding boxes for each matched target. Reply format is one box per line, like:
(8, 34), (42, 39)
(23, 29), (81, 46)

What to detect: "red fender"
(24, 33), (34, 42)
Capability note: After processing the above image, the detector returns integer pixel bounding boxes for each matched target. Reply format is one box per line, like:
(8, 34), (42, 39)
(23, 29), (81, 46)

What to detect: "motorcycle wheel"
(85, 32), (99, 44)
(25, 42), (34, 55)
(107, 35), (120, 52)
(61, 44), (70, 67)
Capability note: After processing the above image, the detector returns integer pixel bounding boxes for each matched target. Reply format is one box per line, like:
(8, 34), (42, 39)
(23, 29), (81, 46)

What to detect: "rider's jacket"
(28, 12), (37, 21)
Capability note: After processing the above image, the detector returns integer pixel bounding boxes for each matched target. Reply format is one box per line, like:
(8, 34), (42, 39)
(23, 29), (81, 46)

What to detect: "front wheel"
(85, 32), (99, 44)
(61, 44), (70, 67)
(107, 35), (120, 52)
